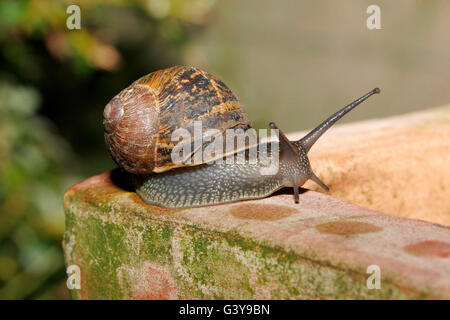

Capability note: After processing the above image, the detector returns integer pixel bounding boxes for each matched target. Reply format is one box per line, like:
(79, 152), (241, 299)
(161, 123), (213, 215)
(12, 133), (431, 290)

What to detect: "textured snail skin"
(133, 88), (380, 208)
(134, 146), (311, 209)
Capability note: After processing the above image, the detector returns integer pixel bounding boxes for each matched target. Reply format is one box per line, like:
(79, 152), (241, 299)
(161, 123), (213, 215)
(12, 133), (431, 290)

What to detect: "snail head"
(271, 88), (380, 203)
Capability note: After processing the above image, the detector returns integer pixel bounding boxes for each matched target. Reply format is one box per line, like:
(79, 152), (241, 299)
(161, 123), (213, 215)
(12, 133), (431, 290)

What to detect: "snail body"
(133, 142), (310, 208)
(104, 66), (380, 209)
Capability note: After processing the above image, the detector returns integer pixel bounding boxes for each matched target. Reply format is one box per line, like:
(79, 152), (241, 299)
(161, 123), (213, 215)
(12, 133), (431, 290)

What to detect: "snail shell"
(103, 66), (251, 174)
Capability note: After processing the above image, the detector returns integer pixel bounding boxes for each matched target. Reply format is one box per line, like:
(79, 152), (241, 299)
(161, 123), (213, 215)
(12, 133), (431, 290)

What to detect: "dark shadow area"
(110, 168), (134, 192)
(271, 187), (309, 198)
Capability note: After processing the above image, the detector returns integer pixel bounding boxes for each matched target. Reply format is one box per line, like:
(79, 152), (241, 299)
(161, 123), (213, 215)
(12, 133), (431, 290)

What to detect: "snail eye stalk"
(300, 88), (380, 152)
(310, 171), (329, 192)
(269, 122), (298, 160)
(292, 175), (300, 203)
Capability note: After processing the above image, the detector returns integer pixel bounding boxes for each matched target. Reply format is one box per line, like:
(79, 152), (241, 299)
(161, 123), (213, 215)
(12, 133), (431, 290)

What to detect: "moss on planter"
(64, 193), (433, 299)
(63, 166), (450, 300)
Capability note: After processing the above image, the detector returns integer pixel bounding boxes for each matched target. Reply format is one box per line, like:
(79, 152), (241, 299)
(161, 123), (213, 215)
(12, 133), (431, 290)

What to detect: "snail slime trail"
(103, 66), (380, 208)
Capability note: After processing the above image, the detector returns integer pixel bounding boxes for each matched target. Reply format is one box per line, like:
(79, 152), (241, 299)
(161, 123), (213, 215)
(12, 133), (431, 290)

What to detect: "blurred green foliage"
(0, 79), (76, 299)
(0, 0), (215, 299)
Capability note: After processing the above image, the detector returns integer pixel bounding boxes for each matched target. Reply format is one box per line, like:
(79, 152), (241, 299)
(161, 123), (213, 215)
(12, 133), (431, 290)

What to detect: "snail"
(103, 66), (380, 208)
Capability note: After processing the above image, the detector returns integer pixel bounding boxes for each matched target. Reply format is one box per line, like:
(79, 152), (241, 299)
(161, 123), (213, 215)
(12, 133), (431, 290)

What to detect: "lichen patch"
(230, 204), (297, 221)
(404, 241), (450, 258)
(315, 221), (382, 236)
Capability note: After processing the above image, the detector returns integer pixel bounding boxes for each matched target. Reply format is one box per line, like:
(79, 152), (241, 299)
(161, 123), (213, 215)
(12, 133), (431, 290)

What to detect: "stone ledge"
(63, 169), (450, 299)
(63, 106), (450, 299)
(291, 105), (450, 226)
